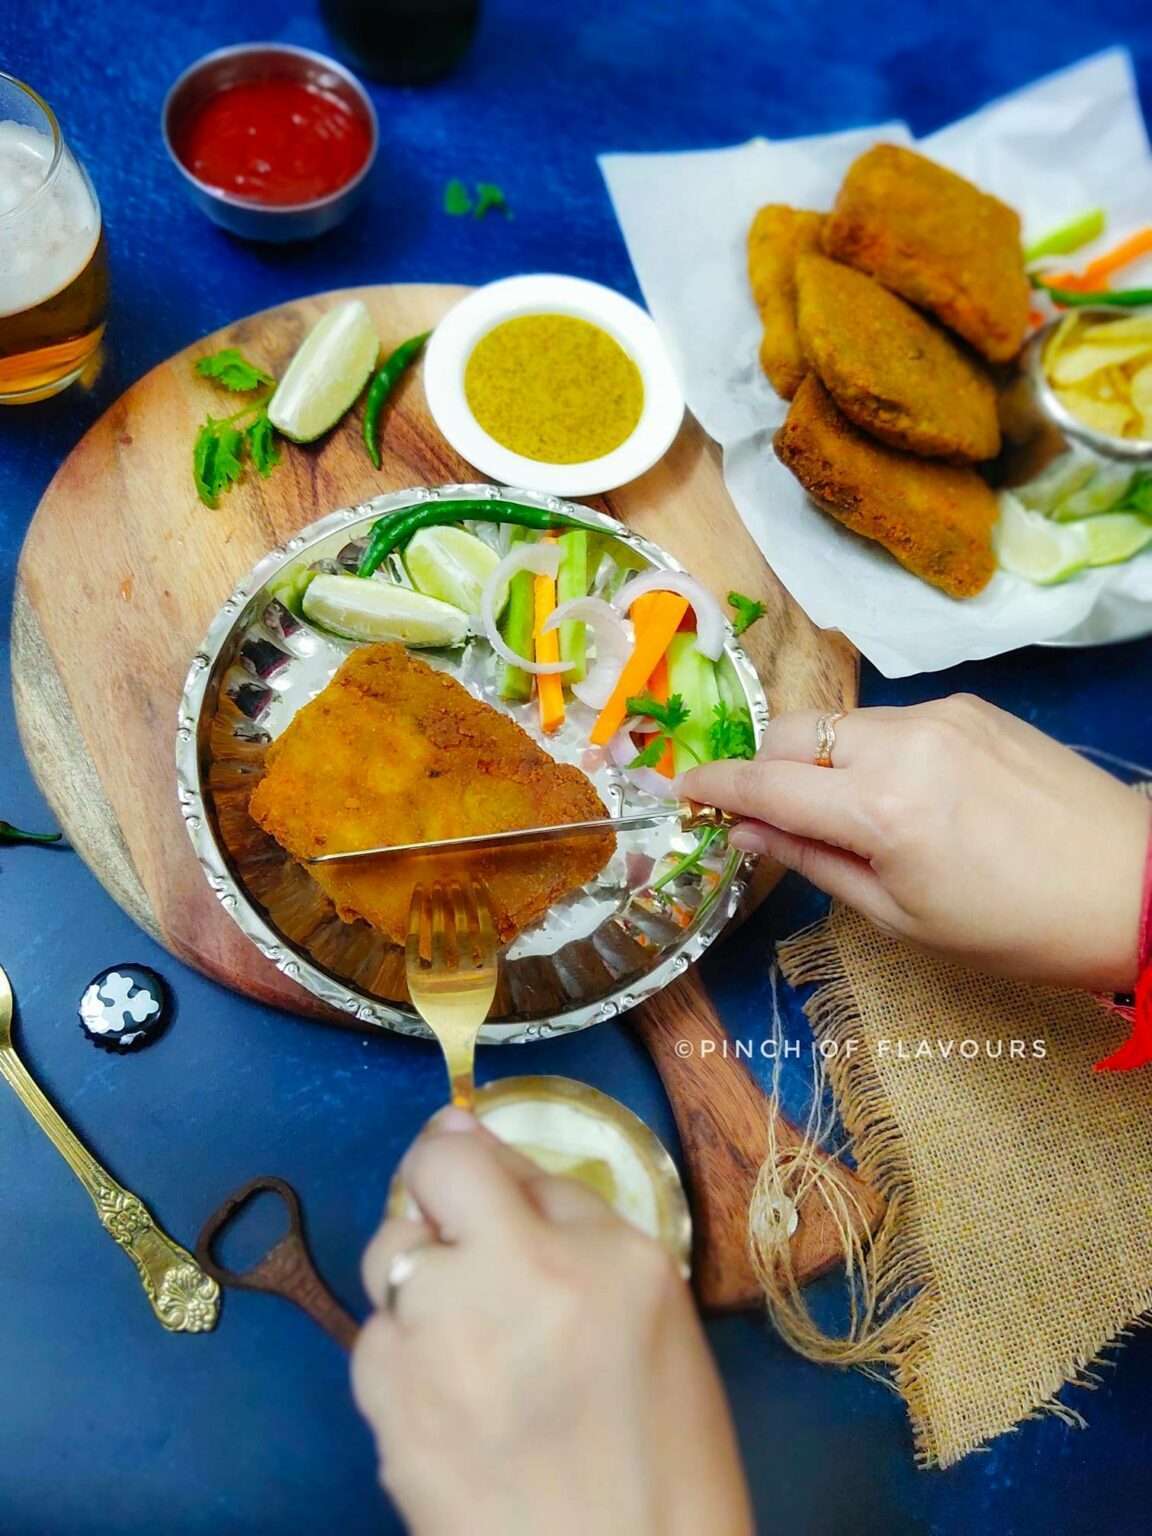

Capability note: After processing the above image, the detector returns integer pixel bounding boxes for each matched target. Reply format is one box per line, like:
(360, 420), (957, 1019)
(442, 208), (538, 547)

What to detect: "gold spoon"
(0, 962), (219, 1332)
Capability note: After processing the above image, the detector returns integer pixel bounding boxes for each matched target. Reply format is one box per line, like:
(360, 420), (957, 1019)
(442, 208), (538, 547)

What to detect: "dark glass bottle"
(320, 0), (481, 84)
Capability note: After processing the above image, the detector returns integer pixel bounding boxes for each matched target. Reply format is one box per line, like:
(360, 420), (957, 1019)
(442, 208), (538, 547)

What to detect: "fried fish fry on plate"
(747, 204), (825, 399)
(822, 144), (1031, 365)
(795, 253), (1000, 462)
(775, 375), (998, 599)
(248, 644), (615, 946)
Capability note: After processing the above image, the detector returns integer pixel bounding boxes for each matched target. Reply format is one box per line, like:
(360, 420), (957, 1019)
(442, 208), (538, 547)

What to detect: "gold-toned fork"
(406, 881), (499, 1110)
(0, 963), (220, 1333)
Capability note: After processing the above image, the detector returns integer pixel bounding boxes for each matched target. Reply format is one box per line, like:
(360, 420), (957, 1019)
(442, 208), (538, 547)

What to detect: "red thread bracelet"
(1095, 822), (1152, 1073)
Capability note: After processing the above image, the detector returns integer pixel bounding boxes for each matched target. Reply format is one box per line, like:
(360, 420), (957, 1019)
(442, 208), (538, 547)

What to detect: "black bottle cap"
(79, 965), (170, 1052)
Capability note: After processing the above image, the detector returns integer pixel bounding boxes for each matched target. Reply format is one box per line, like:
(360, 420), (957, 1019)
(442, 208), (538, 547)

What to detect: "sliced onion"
(606, 725), (684, 800)
(626, 765), (683, 800)
(542, 596), (633, 710)
(607, 724), (641, 769)
(480, 542), (574, 676)
(615, 571), (727, 661)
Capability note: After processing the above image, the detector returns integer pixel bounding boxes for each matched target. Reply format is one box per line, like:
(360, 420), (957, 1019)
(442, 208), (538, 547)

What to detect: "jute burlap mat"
(769, 903), (1152, 1468)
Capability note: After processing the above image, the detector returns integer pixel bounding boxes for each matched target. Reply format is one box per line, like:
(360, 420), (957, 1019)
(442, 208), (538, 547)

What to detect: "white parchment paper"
(601, 50), (1152, 676)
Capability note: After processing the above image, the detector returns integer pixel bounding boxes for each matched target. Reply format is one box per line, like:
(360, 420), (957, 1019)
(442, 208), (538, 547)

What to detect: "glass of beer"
(0, 74), (107, 404)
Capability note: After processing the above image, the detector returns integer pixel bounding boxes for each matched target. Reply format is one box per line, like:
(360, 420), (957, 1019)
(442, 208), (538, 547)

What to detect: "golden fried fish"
(795, 252), (1000, 462)
(775, 375), (998, 599)
(822, 144), (1030, 364)
(747, 204), (825, 399)
(248, 644), (615, 946)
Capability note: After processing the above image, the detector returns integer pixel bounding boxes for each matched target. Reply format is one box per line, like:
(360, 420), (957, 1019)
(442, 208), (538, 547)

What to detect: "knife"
(305, 805), (732, 866)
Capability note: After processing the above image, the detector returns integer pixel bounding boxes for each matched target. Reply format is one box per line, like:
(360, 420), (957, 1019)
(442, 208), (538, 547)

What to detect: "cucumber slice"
(498, 528), (534, 703)
(556, 529), (590, 681)
(666, 632), (720, 772)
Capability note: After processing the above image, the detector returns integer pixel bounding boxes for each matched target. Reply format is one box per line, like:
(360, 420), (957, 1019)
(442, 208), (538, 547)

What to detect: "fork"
(0, 962), (220, 1332)
(406, 881), (499, 1110)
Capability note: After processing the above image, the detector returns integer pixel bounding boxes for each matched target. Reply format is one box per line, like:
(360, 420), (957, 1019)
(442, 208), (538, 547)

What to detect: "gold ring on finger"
(814, 711), (846, 769)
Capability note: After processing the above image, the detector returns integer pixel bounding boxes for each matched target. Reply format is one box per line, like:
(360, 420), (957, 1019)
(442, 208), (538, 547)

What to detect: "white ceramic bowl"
(422, 274), (685, 496)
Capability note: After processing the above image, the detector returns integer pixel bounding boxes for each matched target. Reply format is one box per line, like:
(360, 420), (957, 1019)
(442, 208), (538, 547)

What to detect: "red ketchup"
(176, 78), (371, 205)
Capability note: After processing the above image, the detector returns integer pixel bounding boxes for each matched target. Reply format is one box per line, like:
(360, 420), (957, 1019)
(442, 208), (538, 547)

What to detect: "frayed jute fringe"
(753, 904), (1152, 1468)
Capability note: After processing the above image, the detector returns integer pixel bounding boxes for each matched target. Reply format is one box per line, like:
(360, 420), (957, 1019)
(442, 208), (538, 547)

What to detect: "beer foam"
(0, 121), (100, 318)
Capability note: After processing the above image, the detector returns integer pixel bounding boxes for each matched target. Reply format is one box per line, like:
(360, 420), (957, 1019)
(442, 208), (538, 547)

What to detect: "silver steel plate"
(175, 484), (769, 1044)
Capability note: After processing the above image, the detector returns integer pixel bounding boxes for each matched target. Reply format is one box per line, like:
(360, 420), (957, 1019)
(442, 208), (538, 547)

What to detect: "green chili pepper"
(356, 498), (604, 578)
(1035, 282), (1152, 309)
(362, 331), (431, 470)
(0, 820), (62, 847)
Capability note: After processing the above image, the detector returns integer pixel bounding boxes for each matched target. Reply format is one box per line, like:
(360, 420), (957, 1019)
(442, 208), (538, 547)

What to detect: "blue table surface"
(3, 2), (1152, 1531)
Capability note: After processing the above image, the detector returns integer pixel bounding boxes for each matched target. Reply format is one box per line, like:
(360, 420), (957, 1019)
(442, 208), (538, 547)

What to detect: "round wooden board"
(14, 284), (857, 1020)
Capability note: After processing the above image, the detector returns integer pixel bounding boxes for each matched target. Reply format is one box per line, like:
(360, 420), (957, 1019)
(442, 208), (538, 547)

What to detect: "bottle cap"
(79, 964), (170, 1052)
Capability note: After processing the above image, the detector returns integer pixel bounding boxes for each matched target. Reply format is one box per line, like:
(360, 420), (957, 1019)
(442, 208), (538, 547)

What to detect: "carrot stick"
(1046, 227), (1152, 293)
(533, 568), (565, 735)
(590, 590), (691, 746)
(646, 654), (677, 778)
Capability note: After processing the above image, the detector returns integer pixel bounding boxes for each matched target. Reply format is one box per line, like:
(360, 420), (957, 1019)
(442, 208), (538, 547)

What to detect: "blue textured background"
(2, 3), (1152, 1532)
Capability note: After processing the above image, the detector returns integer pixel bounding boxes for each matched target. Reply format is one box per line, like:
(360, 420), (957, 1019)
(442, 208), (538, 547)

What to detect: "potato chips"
(1043, 311), (1152, 440)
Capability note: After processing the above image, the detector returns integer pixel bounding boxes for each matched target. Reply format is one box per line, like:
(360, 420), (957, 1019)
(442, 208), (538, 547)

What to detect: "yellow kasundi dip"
(464, 312), (644, 464)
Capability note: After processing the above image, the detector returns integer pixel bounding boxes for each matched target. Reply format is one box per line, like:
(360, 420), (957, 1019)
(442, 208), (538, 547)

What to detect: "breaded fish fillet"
(775, 375), (998, 599)
(248, 644), (615, 946)
(795, 253), (1000, 462)
(822, 144), (1030, 365)
(747, 204), (825, 399)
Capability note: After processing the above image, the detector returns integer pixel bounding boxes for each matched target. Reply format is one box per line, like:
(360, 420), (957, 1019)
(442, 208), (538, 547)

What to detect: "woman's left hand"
(352, 1110), (752, 1536)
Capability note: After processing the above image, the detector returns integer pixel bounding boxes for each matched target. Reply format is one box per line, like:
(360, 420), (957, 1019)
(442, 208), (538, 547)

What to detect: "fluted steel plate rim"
(175, 484), (769, 1044)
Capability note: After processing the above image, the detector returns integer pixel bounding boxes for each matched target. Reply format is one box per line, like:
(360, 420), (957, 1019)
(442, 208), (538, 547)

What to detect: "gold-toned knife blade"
(307, 808), (695, 866)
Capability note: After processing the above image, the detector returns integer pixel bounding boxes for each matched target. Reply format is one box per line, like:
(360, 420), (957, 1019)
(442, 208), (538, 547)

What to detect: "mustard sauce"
(464, 312), (644, 464)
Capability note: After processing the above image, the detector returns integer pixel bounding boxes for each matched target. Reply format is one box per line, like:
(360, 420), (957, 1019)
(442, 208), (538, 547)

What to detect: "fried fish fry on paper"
(775, 375), (998, 599)
(747, 204), (825, 399)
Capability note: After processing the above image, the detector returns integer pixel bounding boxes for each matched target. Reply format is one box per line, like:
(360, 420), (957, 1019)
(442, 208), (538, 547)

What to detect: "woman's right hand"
(681, 694), (1149, 993)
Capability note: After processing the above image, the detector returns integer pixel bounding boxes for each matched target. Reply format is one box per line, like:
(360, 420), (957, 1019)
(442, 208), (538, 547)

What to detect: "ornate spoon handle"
(0, 1044), (219, 1333)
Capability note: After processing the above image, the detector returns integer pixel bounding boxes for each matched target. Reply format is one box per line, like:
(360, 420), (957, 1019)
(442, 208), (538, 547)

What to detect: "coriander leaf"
(474, 182), (510, 219)
(195, 347), (275, 392)
(625, 692), (691, 732)
(709, 701), (756, 761)
(245, 412), (281, 478)
(727, 590), (766, 636)
(443, 178), (473, 216)
(628, 735), (669, 769)
(214, 424), (245, 494)
(193, 419), (221, 507)
(194, 416), (247, 507)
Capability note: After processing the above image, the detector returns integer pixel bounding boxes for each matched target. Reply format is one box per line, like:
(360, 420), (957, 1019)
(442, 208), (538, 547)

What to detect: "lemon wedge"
(1082, 512), (1152, 568)
(405, 526), (501, 615)
(994, 492), (1090, 584)
(268, 300), (379, 444)
(303, 573), (469, 646)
